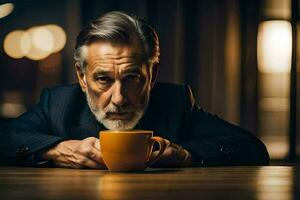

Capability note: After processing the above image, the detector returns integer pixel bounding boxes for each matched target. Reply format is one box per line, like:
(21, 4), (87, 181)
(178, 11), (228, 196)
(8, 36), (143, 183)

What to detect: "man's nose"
(111, 81), (126, 106)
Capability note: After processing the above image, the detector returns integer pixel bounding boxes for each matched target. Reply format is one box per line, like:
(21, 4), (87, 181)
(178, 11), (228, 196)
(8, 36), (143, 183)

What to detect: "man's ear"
(150, 64), (158, 90)
(75, 63), (87, 93)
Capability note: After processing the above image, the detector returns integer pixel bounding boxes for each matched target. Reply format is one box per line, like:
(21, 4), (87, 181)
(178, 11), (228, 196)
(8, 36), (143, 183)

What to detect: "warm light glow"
(25, 26), (53, 60)
(4, 30), (28, 59)
(31, 26), (54, 52)
(0, 102), (26, 118)
(20, 32), (31, 55)
(256, 167), (293, 200)
(25, 45), (51, 60)
(262, 139), (289, 159)
(259, 97), (289, 112)
(257, 20), (292, 74)
(99, 174), (136, 199)
(264, 0), (290, 19)
(3, 24), (66, 60)
(45, 24), (66, 53)
(0, 3), (14, 19)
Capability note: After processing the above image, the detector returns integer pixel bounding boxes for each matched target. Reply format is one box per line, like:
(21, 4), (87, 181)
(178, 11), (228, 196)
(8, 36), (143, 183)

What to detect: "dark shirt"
(0, 82), (269, 167)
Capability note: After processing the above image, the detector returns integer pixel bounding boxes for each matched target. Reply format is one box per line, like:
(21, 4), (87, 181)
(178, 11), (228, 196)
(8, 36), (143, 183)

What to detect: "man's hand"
(152, 139), (192, 167)
(43, 137), (106, 169)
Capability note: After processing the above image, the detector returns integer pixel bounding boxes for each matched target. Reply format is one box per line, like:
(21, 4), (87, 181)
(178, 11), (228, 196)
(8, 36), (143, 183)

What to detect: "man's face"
(76, 41), (155, 130)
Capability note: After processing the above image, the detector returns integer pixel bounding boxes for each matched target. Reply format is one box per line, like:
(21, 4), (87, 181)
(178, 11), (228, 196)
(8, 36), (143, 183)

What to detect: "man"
(0, 11), (269, 168)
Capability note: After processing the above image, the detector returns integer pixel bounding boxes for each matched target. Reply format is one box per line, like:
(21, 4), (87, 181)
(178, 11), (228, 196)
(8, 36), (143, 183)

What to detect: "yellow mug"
(100, 130), (166, 171)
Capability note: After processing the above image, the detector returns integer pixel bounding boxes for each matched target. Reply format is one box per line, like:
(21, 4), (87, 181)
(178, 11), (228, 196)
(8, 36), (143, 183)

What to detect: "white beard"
(85, 91), (149, 130)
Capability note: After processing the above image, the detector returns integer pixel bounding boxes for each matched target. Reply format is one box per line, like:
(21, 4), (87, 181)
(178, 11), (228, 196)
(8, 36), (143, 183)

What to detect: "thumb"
(93, 138), (101, 151)
(84, 137), (100, 150)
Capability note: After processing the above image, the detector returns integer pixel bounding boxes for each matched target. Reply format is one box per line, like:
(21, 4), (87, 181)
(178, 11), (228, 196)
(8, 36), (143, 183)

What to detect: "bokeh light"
(31, 26), (54, 52)
(4, 30), (28, 59)
(25, 26), (54, 60)
(3, 24), (66, 60)
(0, 3), (14, 19)
(257, 20), (292, 74)
(45, 24), (67, 53)
(20, 32), (31, 55)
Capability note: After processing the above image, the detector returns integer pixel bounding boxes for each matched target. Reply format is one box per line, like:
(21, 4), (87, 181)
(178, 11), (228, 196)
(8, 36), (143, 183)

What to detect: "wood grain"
(0, 166), (298, 200)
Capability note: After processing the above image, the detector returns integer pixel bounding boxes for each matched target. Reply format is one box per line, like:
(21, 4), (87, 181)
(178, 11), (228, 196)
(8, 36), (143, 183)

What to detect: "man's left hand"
(152, 139), (192, 167)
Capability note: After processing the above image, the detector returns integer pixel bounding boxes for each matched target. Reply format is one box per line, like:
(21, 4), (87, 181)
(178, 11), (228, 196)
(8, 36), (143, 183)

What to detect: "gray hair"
(74, 11), (160, 72)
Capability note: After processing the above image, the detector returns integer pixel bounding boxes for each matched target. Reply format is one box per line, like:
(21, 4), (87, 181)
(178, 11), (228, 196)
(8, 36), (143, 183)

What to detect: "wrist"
(43, 141), (65, 160)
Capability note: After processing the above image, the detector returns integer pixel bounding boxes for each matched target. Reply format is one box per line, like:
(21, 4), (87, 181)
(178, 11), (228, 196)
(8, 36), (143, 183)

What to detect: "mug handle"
(146, 136), (167, 167)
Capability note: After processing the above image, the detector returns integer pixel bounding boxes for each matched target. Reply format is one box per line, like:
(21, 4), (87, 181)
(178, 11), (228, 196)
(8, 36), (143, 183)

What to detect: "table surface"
(0, 166), (299, 200)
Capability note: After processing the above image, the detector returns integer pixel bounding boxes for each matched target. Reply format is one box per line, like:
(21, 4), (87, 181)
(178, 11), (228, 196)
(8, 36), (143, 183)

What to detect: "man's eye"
(124, 74), (140, 82)
(96, 76), (113, 83)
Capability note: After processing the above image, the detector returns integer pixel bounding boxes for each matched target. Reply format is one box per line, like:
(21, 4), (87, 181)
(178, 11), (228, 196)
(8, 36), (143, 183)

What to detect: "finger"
(84, 137), (100, 150)
(86, 146), (106, 165)
(82, 158), (106, 169)
(164, 139), (171, 147)
(53, 159), (83, 169)
(155, 147), (173, 161)
(152, 147), (183, 167)
(76, 155), (106, 169)
(84, 137), (98, 145)
(93, 138), (101, 151)
(81, 137), (103, 162)
(151, 147), (173, 162)
(53, 153), (84, 169)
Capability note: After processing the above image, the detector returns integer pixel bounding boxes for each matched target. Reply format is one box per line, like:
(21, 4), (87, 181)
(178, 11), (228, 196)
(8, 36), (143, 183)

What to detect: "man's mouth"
(107, 112), (132, 120)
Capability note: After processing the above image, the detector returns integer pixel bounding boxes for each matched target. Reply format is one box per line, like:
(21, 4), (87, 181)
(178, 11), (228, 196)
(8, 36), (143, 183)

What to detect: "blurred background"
(0, 0), (299, 162)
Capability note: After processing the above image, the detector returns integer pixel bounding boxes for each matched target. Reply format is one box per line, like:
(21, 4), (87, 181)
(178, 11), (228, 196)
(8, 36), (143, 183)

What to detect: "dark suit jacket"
(0, 82), (269, 166)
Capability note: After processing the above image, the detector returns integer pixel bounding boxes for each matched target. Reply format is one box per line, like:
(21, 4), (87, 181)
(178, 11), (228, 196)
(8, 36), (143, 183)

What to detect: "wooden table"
(0, 166), (298, 200)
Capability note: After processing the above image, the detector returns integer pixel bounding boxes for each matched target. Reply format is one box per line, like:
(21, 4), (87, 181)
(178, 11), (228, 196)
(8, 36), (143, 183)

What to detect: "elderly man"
(0, 11), (269, 168)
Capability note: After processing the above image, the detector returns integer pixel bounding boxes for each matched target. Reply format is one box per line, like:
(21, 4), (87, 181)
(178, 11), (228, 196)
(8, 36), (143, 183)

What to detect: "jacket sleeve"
(179, 85), (270, 166)
(0, 89), (65, 166)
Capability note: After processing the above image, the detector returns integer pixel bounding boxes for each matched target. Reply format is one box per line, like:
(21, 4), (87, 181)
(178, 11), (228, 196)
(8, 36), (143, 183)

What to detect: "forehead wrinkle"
(87, 42), (146, 74)
(91, 61), (143, 75)
(96, 54), (144, 64)
(91, 55), (144, 69)
(91, 65), (113, 74)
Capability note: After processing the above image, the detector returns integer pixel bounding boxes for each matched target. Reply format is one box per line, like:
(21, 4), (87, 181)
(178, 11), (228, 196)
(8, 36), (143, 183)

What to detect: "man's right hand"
(43, 137), (106, 169)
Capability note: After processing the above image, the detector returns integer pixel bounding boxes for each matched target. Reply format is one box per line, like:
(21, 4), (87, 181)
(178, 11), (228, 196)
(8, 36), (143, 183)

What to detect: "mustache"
(104, 104), (137, 113)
